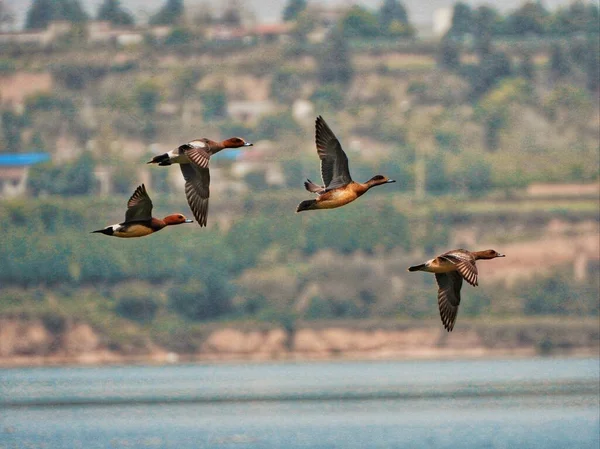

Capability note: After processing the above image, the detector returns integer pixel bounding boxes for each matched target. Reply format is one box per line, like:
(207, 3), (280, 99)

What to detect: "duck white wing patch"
(167, 149), (190, 164)
(188, 140), (208, 149)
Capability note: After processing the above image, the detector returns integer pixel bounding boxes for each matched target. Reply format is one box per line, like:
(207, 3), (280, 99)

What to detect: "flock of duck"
(92, 116), (505, 332)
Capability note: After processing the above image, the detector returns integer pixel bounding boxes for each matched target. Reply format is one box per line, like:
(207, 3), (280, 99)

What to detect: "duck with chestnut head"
(296, 116), (395, 212)
(408, 249), (506, 331)
(92, 184), (192, 238)
(147, 137), (253, 227)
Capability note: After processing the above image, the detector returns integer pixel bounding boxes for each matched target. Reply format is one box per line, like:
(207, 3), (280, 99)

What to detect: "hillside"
(1, 1), (598, 365)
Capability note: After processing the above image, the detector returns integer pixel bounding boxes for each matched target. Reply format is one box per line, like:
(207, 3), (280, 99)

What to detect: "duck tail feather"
(147, 153), (170, 165)
(304, 179), (323, 194)
(296, 199), (317, 213)
(91, 228), (113, 236)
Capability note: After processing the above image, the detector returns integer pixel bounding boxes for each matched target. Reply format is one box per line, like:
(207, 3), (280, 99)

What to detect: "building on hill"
(0, 21), (72, 47)
(252, 23), (293, 44)
(0, 153), (50, 197)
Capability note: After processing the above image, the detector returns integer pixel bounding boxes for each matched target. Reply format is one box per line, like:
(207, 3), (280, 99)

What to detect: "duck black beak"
(386, 179), (396, 183)
(243, 142), (253, 147)
(185, 219), (193, 223)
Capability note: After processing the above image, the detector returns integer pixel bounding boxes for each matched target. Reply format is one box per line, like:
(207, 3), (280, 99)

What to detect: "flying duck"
(147, 137), (252, 226)
(296, 116), (395, 212)
(92, 184), (192, 237)
(408, 249), (505, 331)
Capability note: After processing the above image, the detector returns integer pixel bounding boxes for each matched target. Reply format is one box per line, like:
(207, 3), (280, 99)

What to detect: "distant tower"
(433, 8), (453, 37)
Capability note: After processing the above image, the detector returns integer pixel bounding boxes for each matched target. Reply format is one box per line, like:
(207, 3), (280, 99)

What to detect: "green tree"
(457, 158), (493, 195)
(448, 2), (472, 38)
(164, 26), (192, 46)
(25, 0), (52, 30)
(290, 10), (315, 43)
(114, 286), (159, 323)
(25, 0), (88, 29)
(149, 0), (184, 25)
(1, 110), (24, 152)
(519, 52), (535, 81)
(96, 0), (134, 26)
(270, 67), (302, 104)
(310, 84), (345, 111)
(378, 0), (412, 36)
(168, 277), (233, 321)
(472, 6), (500, 57)
(201, 87), (227, 122)
(134, 79), (161, 117)
(507, 1), (548, 35)
(584, 39), (599, 92)
(549, 1), (598, 35)
(468, 51), (512, 100)
(549, 43), (571, 81)
(341, 5), (379, 38)
(438, 36), (461, 70)
(222, 2), (242, 27)
(28, 152), (96, 195)
(282, 0), (306, 22)
(62, 152), (96, 195)
(255, 111), (302, 140)
(543, 83), (593, 131)
(317, 27), (353, 86)
(476, 77), (529, 150)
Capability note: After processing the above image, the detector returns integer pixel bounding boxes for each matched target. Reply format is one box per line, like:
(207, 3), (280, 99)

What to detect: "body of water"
(1, 358), (598, 448)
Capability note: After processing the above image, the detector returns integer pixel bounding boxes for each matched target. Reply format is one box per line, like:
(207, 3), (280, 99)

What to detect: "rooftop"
(0, 153), (50, 167)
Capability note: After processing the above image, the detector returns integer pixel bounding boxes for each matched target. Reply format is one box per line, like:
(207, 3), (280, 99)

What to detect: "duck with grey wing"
(92, 184), (192, 238)
(408, 249), (505, 332)
(296, 116), (395, 212)
(147, 137), (252, 227)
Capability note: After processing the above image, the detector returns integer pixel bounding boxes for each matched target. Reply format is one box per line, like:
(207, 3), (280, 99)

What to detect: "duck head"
(223, 137), (253, 148)
(163, 214), (193, 226)
(366, 175), (396, 188)
(474, 249), (505, 260)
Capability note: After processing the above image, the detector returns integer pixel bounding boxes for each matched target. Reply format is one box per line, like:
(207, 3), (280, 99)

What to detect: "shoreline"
(1, 347), (597, 369)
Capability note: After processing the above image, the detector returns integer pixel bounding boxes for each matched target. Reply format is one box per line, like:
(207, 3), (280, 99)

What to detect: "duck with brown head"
(147, 136), (252, 227)
(296, 116), (395, 212)
(408, 248), (505, 331)
(92, 184), (193, 238)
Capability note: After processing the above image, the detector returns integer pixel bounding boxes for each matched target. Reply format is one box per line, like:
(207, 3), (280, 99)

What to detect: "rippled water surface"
(1, 358), (598, 448)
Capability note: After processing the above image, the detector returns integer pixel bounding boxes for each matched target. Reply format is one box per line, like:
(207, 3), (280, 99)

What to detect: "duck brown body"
(108, 217), (180, 238)
(297, 116), (395, 212)
(408, 249), (505, 331)
(92, 184), (192, 238)
(147, 137), (252, 227)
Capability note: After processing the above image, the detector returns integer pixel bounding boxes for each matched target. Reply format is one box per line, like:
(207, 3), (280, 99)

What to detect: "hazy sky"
(10, 0), (579, 29)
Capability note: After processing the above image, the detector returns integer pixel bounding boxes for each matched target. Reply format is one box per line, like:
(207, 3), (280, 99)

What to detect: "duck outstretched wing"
(180, 140), (211, 169)
(125, 184), (153, 222)
(435, 272), (463, 332)
(180, 164), (210, 227)
(439, 250), (478, 286)
(315, 116), (352, 190)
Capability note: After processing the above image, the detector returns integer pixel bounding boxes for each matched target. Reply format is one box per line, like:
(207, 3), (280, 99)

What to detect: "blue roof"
(211, 149), (242, 160)
(0, 153), (50, 167)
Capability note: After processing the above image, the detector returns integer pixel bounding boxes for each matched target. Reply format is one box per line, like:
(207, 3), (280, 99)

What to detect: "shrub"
(201, 88), (227, 122)
(168, 277), (233, 321)
(115, 295), (159, 323)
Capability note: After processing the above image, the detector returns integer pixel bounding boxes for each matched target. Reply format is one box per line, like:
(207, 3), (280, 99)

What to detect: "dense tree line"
(447, 1), (599, 39)
(0, 197), (597, 328)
